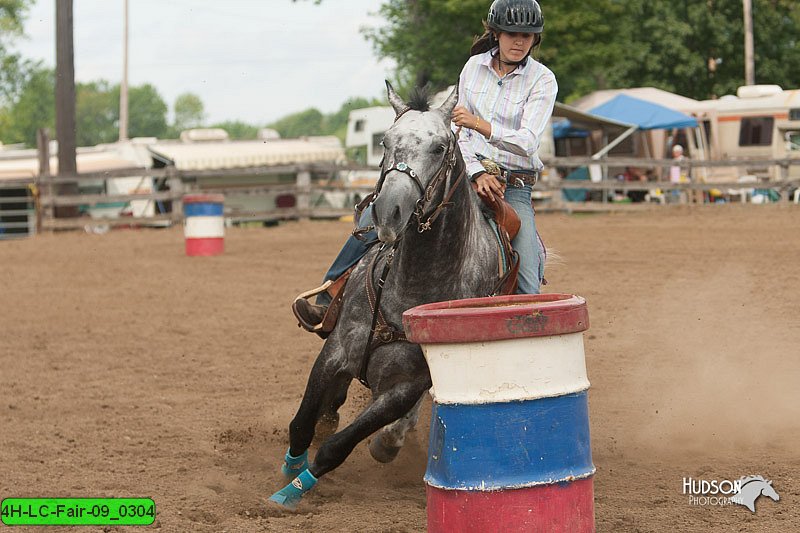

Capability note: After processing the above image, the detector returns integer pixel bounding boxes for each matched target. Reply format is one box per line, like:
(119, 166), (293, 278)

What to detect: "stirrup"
(292, 281), (333, 336)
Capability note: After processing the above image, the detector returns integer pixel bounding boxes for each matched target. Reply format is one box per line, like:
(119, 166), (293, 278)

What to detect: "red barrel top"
(183, 193), (225, 204)
(403, 293), (589, 344)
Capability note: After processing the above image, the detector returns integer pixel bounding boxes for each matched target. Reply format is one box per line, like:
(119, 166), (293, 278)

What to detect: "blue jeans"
(316, 206), (378, 306)
(504, 185), (543, 295)
(317, 190), (544, 303)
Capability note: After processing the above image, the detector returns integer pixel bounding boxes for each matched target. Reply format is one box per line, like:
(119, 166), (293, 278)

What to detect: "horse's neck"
(394, 177), (484, 289)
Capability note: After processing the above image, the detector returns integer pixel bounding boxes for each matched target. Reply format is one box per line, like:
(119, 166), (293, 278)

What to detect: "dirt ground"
(1, 205), (799, 532)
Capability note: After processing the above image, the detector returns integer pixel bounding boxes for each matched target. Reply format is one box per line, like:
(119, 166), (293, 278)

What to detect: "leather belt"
(504, 170), (539, 188)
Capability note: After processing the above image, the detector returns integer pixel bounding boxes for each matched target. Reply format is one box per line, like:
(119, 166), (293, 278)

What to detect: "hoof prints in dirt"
(215, 426), (285, 450)
(185, 509), (220, 525)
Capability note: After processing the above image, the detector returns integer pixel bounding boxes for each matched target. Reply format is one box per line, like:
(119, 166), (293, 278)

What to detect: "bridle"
(373, 111), (466, 234)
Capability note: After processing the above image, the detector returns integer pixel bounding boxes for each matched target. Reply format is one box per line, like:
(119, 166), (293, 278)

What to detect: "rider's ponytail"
(470, 23), (497, 56)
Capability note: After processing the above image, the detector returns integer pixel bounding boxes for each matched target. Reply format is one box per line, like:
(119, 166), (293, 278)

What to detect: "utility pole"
(119, 0), (129, 141)
(743, 0), (755, 85)
(55, 0), (79, 217)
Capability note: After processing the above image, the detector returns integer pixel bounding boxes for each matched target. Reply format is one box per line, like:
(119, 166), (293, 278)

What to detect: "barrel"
(183, 194), (225, 256)
(403, 293), (594, 532)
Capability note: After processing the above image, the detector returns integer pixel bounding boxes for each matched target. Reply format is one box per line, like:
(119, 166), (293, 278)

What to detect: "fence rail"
(6, 156), (798, 234)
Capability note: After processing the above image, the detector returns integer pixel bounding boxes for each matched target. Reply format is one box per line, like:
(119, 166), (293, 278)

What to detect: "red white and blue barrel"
(403, 293), (594, 533)
(183, 194), (225, 256)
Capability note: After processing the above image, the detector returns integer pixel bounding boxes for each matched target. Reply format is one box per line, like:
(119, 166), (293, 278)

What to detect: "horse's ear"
(385, 80), (406, 116)
(435, 83), (459, 120)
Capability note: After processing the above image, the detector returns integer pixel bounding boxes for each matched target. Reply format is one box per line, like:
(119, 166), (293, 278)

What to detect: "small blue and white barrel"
(183, 194), (225, 256)
(403, 293), (594, 533)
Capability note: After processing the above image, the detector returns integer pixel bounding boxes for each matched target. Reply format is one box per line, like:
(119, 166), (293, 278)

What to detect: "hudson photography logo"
(682, 475), (780, 512)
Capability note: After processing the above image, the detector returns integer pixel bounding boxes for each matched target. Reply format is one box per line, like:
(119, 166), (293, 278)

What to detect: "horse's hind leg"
(369, 394), (424, 463)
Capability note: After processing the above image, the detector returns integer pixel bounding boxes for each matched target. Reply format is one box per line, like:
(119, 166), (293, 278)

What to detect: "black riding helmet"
(487, 0), (544, 34)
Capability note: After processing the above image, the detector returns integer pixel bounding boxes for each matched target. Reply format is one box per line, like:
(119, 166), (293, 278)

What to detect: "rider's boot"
(292, 298), (328, 329)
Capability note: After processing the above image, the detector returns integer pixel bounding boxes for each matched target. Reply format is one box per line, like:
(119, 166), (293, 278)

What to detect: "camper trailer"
(694, 85), (800, 180)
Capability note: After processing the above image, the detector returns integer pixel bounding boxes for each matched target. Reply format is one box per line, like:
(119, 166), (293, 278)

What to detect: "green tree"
(357, 0), (800, 102)
(173, 92), (205, 131)
(322, 96), (384, 140)
(129, 84), (169, 138)
(76, 81), (117, 146)
(210, 120), (260, 140)
(0, 0), (34, 142)
(268, 108), (325, 138)
(363, 0), (484, 93)
(0, 65), (54, 146)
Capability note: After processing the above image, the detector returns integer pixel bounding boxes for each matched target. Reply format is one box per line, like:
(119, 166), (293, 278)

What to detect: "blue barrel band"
(425, 391), (594, 491)
(184, 202), (224, 217)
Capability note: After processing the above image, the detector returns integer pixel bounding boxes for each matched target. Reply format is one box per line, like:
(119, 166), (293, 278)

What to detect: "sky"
(10, 0), (395, 125)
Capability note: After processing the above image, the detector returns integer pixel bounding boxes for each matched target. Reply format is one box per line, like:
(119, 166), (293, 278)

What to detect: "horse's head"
(371, 81), (459, 243)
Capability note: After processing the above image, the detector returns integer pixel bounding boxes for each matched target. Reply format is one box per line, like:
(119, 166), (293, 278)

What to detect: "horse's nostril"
(392, 205), (401, 221)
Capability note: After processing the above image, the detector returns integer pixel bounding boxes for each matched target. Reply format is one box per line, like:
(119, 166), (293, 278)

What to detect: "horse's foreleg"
(281, 351), (342, 477)
(313, 376), (350, 445)
(312, 380), (428, 477)
(369, 394), (424, 463)
(269, 380), (426, 509)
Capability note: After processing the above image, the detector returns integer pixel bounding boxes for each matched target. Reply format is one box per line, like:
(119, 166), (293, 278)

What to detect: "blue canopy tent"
(589, 94), (698, 131)
(556, 95), (699, 202)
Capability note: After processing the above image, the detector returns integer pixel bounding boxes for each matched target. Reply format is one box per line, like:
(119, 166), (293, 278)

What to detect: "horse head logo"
(731, 475), (780, 513)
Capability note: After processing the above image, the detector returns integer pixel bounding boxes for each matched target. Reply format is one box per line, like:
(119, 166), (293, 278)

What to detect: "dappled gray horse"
(269, 82), (507, 509)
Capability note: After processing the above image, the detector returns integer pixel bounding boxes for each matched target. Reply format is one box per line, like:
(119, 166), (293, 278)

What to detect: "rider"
(293, 0), (556, 329)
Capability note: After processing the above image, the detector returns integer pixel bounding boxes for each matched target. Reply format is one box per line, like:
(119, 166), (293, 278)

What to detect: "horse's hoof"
(369, 435), (401, 463)
(268, 469), (318, 510)
(313, 413), (340, 444)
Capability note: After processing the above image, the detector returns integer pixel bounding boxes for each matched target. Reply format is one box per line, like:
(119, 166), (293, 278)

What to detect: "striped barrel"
(183, 194), (225, 256)
(403, 293), (594, 533)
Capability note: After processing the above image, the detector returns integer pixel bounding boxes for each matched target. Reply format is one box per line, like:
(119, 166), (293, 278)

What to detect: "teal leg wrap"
(268, 469), (318, 510)
(281, 448), (309, 477)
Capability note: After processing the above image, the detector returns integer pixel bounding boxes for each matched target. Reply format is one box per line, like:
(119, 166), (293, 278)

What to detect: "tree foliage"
(0, 64), (53, 146)
(210, 120), (260, 140)
(266, 96), (384, 140)
(173, 92), (205, 131)
(360, 0), (800, 102)
(0, 68), (170, 147)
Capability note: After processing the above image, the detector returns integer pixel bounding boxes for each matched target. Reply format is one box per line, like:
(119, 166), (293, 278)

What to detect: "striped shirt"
(456, 48), (558, 178)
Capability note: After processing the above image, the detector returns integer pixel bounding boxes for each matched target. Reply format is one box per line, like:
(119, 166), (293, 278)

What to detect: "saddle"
(472, 184), (520, 296)
(292, 169), (521, 337)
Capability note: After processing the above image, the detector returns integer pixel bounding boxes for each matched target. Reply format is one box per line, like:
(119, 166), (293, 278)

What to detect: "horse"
(268, 81), (511, 509)
(731, 475), (780, 513)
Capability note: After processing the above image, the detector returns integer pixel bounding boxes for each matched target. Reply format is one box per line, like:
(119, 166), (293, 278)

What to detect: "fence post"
(167, 167), (183, 224)
(36, 128), (51, 233)
(296, 168), (311, 219)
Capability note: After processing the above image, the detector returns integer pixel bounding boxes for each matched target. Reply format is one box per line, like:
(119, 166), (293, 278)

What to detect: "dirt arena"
(1, 205), (798, 532)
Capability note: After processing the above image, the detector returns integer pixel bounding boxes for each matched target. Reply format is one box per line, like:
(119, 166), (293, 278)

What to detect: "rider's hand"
(452, 106), (477, 129)
(474, 173), (506, 202)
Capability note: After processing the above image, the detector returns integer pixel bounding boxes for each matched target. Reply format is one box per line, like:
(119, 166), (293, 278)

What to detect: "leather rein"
(357, 108), (467, 387)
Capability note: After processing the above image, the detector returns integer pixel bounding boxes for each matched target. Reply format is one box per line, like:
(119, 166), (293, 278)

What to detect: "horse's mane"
(407, 86), (431, 112)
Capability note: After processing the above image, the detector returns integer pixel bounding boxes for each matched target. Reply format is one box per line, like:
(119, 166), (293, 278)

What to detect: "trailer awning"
(148, 138), (345, 171)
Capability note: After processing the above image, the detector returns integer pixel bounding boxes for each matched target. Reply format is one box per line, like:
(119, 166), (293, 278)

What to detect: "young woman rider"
(293, 0), (556, 330)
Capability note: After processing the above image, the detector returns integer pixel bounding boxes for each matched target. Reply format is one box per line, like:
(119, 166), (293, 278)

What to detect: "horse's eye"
(433, 144), (445, 154)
